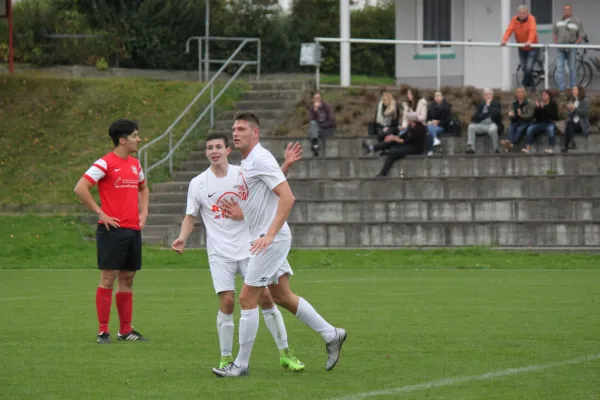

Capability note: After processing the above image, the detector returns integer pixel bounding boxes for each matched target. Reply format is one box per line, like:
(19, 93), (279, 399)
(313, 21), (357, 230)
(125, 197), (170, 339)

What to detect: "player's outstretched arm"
(280, 142), (302, 177)
(74, 178), (120, 230)
(250, 181), (295, 254)
(138, 182), (149, 229)
(172, 214), (196, 254)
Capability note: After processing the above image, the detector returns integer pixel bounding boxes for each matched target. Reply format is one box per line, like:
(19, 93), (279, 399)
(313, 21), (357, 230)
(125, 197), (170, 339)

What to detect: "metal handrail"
(313, 37), (600, 90)
(138, 38), (259, 179)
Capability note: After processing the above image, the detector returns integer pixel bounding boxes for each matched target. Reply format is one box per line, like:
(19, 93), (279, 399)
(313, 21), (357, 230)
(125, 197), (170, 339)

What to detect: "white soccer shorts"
(208, 256), (249, 294)
(244, 239), (294, 287)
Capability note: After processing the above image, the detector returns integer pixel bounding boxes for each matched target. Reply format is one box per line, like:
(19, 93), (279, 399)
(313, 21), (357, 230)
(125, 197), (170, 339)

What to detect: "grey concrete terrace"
(178, 153), (600, 179)
(145, 220), (600, 248)
(150, 175), (600, 200)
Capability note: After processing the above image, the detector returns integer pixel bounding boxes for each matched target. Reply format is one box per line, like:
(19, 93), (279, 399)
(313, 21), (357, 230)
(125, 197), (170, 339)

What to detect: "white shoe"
(427, 150), (434, 156)
(212, 363), (249, 378)
(433, 138), (441, 147)
(325, 328), (347, 371)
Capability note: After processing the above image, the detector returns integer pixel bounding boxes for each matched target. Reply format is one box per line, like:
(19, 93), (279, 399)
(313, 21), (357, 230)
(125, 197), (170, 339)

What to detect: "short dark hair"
(108, 119), (138, 147)
(205, 132), (229, 148)
(233, 111), (260, 127)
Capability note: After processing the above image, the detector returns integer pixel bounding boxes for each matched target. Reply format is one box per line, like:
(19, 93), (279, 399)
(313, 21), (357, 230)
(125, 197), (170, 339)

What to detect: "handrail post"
(544, 45), (549, 90)
(315, 39), (321, 90)
(144, 150), (148, 181)
(256, 39), (261, 81)
(210, 82), (215, 127)
(436, 42), (441, 90)
(169, 129), (173, 175)
(198, 38), (203, 82)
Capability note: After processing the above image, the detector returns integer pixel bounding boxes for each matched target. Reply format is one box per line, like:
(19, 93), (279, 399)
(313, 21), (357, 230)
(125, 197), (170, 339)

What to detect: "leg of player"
(116, 271), (147, 341)
(212, 284), (264, 377)
(216, 290), (236, 368)
(258, 288), (305, 372)
(96, 270), (117, 344)
(269, 274), (347, 371)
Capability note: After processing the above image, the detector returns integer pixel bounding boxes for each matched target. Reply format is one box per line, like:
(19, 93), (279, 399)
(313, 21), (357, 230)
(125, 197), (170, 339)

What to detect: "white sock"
(216, 311), (234, 357)
(295, 297), (336, 342)
(262, 306), (289, 351)
(235, 307), (259, 369)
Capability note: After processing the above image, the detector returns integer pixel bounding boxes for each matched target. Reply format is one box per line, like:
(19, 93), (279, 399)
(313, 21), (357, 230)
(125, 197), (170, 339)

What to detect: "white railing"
(138, 38), (260, 179)
(313, 37), (600, 90)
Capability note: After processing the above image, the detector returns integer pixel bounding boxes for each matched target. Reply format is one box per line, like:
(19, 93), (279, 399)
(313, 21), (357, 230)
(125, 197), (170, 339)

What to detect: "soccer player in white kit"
(171, 132), (305, 372)
(212, 111), (347, 378)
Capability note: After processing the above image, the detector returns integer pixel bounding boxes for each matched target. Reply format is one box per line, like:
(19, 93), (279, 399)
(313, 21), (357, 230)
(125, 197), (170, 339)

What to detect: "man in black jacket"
(362, 112), (427, 177)
(466, 88), (503, 154)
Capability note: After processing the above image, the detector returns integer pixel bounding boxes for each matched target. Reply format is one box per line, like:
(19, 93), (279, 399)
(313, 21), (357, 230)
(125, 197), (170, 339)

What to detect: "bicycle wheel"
(516, 59), (545, 88)
(580, 61), (593, 88)
(552, 60), (585, 89)
(516, 64), (524, 87)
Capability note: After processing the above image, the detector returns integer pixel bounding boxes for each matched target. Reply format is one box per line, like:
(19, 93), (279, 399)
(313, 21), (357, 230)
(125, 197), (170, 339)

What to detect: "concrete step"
(219, 109), (286, 120)
(214, 118), (281, 131)
(178, 153), (600, 178)
(249, 80), (310, 91)
(234, 100), (298, 111)
(142, 220), (600, 248)
(243, 90), (305, 101)
(150, 175), (600, 200)
(252, 135), (600, 157)
(146, 198), (600, 222)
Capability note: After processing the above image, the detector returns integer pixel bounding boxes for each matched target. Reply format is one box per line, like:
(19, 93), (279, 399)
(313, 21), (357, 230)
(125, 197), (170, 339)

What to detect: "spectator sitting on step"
(425, 91), (451, 156)
(522, 90), (558, 154)
(362, 112), (427, 177)
(500, 87), (535, 152)
(307, 90), (336, 156)
(399, 88), (427, 135)
(562, 85), (589, 153)
(370, 91), (401, 144)
(466, 88), (503, 154)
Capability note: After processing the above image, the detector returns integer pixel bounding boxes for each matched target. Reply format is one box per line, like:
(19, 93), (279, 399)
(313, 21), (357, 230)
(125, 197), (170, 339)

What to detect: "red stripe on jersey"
(83, 174), (97, 185)
(93, 163), (108, 173)
(139, 179), (146, 186)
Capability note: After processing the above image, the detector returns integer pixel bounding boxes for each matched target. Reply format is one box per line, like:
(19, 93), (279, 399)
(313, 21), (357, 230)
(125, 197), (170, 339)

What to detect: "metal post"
(144, 151), (148, 181)
(198, 38), (203, 82)
(210, 83), (215, 127)
(339, 0), (351, 87)
(8, 0), (14, 74)
(256, 40), (261, 81)
(544, 45), (549, 90)
(436, 43), (441, 90)
(316, 64), (321, 91)
(204, 1), (210, 82)
(169, 129), (173, 175)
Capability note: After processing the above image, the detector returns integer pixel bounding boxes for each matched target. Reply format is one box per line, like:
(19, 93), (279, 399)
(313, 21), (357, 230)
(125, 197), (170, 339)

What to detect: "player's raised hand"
(221, 198), (244, 221)
(284, 142), (303, 165)
(98, 211), (120, 231)
(171, 237), (186, 254)
(250, 233), (274, 255)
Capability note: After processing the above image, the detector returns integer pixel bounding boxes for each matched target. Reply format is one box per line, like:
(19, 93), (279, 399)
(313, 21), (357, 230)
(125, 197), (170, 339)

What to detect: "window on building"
(423, 0), (452, 47)
(530, 0), (553, 25)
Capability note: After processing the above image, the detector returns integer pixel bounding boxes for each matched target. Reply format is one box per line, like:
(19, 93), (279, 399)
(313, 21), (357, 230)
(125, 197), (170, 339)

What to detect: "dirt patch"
(275, 86), (599, 137)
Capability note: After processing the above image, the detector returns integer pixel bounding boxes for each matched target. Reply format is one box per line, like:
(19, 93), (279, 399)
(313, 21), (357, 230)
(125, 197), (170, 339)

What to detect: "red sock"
(116, 291), (133, 334)
(96, 287), (113, 334)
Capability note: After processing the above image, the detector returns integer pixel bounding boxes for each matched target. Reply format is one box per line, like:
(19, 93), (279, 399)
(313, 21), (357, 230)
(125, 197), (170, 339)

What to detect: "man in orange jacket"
(501, 5), (539, 91)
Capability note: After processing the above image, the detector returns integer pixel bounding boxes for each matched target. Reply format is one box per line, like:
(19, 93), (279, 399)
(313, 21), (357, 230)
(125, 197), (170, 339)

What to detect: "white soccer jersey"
(186, 165), (251, 261)
(236, 144), (292, 243)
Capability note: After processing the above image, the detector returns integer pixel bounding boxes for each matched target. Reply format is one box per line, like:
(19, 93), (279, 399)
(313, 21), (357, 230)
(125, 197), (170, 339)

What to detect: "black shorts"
(96, 224), (142, 271)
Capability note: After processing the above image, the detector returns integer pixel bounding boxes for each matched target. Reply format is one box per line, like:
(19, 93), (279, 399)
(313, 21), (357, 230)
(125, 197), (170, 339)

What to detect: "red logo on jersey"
(237, 172), (249, 201)
(131, 165), (138, 175)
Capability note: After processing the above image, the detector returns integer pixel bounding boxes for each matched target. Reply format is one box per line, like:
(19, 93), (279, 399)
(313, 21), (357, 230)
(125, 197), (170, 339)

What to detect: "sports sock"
(217, 311), (235, 357)
(295, 297), (336, 342)
(262, 306), (288, 351)
(96, 286), (113, 333)
(234, 307), (259, 369)
(115, 291), (133, 334)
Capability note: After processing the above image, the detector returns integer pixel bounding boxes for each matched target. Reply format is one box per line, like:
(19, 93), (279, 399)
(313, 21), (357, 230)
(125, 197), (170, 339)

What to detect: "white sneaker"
(433, 138), (441, 147)
(325, 328), (347, 371)
(427, 150), (434, 156)
(212, 363), (249, 378)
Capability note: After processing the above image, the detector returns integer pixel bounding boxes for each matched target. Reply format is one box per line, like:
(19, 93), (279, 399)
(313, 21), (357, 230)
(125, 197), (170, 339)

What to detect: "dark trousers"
(373, 142), (417, 176)
(563, 120), (582, 150)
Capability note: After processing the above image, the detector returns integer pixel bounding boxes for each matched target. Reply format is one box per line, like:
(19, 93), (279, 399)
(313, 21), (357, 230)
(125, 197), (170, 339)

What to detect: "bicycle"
(550, 36), (598, 89)
(516, 51), (585, 90)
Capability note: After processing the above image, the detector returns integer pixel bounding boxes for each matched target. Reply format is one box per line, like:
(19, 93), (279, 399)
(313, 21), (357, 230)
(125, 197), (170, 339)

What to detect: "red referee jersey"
(83, 152), (146, 230)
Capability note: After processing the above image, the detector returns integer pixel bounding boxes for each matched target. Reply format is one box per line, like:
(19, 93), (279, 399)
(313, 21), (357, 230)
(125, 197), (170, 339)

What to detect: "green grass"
(0, 74), (247, 205)
(1, 215), (599, 399)
(319, 74), (396, 86)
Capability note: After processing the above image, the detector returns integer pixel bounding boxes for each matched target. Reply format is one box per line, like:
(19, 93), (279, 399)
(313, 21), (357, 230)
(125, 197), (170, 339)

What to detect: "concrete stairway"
(139, 80), (600, 249)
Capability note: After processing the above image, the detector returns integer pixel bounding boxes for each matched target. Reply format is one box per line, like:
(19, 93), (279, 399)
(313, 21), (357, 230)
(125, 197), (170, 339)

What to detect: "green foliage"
(0, 0), (397, 76)
(95, 56), (108, 70)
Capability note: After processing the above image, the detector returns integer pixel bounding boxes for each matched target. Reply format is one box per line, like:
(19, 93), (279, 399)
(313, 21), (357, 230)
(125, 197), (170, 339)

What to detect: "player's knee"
(118, 272), (135, 289)
(239, 291), (259, 310)
(258, 290), (275, 309)
(99, 271), (117, 288)
(220, 293), (235, 314)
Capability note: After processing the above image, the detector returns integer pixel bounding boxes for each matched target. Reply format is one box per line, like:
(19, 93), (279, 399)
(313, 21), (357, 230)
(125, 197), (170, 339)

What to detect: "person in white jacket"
(399, 88), (428, 136)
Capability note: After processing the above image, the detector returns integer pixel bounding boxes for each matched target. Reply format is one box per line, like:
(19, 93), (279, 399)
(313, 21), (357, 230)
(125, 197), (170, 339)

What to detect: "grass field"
(1, 216), (599, 399)
(0, 74), (247, 205)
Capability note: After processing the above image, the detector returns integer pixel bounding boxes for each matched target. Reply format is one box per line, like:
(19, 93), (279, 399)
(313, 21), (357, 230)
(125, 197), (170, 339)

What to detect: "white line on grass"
(328, 353), (600, 400)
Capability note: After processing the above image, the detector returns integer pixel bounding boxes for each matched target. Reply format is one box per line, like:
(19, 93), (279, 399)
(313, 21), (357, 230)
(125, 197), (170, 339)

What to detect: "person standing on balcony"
(501, 5), (539, 92)
(553, 4), (587, 92)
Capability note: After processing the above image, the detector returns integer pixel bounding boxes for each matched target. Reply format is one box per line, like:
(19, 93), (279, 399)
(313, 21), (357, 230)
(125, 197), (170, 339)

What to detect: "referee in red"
(74, 119), (149, 343)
